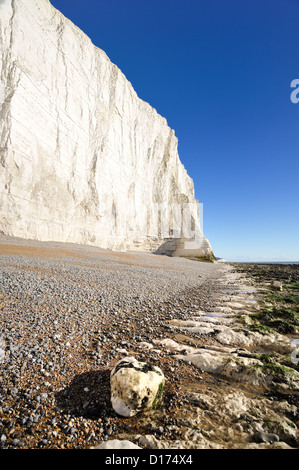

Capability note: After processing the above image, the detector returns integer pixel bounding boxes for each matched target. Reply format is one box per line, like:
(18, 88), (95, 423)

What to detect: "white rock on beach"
(216, 328), (294, 354)
(93, 439), (142, 449)
(110, 357), (165, 417)
(177, 349), (271, 386)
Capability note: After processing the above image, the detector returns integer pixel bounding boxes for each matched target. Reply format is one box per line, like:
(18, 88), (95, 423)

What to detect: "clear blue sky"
(50, 0), (299, 262)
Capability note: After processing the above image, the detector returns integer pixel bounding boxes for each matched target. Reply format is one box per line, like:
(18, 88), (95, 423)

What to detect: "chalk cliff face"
(0, 0), (213, 257)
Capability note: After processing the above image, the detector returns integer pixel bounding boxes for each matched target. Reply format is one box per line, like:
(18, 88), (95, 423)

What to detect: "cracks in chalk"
(0, 0), (20, 166)
(57, 20), (69, 108)
(108, 65), (119, 110)
(86, 152), (100, 215)
(54, 17), (69, 158)
(8, 0), (16, 53)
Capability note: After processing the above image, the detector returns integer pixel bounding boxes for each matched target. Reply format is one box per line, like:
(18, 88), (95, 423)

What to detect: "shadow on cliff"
(154, 239), (177, 257)
(154, 239), (216, 262)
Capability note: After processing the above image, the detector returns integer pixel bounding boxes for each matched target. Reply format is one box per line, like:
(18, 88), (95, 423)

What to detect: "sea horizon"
(226, 260), (299, 264)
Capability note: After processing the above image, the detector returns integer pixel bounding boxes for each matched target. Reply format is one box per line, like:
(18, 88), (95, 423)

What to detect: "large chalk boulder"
(93, 439), (142, 449)
(110, 357), (165, 417)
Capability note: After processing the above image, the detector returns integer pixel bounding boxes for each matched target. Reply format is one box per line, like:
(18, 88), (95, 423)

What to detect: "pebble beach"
(0, 235), (298, 450)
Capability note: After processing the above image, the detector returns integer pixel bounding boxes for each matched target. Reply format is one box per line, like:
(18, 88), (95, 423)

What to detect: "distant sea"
(230, 261), (299, 264)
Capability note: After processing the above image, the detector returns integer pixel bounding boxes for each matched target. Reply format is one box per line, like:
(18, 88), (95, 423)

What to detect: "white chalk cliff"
(0, 0), (214, 258)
